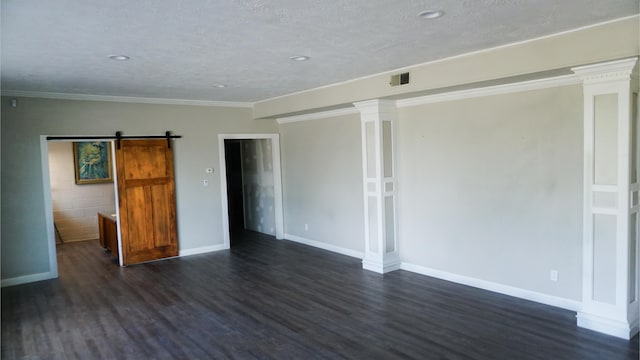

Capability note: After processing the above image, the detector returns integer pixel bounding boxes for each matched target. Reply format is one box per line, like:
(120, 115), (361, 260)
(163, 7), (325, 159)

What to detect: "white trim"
(218, 134), (285, 250)
(274, 74), (581, 123)
(40, 136), (59, 280)
(571, 58), (638, 84)
(576, 312), (639, 339)
(1, 272), (56, 288)
(276, 107), (359, 124)
(2, 90), (253, 108)
(256, 15), (638, 105)
(400, 262), (581, 312)
(592, 207), (620, 215)
(592, 185), (618, 192)
(363, 258), (402, 274)
(573, 57), (640, 339)
(396, 74), (581, 108)
(284, 234), (364, 259)
(179, 244), (227, 257)
(354, 100), (401, 274)
(110, 140), (123, 266)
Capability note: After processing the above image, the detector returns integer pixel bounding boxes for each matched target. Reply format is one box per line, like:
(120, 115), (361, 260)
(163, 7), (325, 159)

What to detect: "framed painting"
(73, 141), (113, 184)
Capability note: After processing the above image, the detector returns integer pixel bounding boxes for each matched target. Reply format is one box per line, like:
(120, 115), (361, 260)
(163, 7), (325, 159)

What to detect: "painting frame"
(73, 141), (113, 185)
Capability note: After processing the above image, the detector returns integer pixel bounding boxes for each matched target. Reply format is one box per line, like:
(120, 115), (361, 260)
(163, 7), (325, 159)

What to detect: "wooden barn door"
(116, 139), (178, 265)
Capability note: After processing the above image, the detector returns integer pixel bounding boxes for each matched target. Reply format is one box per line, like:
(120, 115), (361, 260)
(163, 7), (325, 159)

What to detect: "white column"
(572, 57), (639, 339)
(354, 99), (401, 274)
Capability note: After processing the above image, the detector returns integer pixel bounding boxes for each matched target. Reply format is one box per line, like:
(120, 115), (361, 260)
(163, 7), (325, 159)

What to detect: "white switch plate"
(550, 270), (558, 282)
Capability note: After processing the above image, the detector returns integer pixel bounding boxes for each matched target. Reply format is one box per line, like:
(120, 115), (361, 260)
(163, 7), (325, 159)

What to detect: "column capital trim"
(571, 57), (638, 84)
(353, 99), (397, 114)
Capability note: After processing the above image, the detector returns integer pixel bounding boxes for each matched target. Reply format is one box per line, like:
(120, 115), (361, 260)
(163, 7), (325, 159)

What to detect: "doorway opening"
(224, 140), (246, 240)
(218, 134), (284, 249)
(42, 138), (121, 278)
(41, 134), (182, 279)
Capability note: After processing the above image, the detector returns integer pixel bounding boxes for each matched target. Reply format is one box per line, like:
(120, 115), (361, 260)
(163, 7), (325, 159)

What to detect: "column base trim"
(362, 257), (401, 274)
(576, 311), (639, 339)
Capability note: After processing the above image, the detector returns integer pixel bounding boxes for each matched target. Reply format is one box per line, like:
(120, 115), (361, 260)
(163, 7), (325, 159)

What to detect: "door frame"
(40, 136), (122, 277)
(218, 134), (284, 248)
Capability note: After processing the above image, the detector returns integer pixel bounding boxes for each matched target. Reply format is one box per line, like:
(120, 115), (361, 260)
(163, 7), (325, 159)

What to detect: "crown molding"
(353, 99), (397, 114)
(276, 107), (358, 124)
(0, 90), (254, 108)
(396, 74), (581, 108)
(571, 57), (638, 84)
(276, 73), (583, 122)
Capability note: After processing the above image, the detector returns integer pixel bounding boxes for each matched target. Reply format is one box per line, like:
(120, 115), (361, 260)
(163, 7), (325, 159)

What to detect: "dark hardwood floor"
(2, 231), (638, 359)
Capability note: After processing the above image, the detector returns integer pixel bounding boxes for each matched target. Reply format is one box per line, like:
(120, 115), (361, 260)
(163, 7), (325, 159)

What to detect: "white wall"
(396, 84), (584, 300)
(242, 139), (276, 236)
(279, 113), (365, 255)
(48, 142), (116, 242)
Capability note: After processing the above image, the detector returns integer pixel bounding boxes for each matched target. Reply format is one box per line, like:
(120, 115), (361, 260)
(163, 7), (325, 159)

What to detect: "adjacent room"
(1, 1), (639, 359)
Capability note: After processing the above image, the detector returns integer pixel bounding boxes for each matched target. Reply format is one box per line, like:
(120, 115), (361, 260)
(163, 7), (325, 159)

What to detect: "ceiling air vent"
(390, 72), (410, 86)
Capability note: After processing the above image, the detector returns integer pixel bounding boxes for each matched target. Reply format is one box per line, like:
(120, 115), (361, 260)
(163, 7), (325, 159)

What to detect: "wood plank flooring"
(2, 231), (638, 359)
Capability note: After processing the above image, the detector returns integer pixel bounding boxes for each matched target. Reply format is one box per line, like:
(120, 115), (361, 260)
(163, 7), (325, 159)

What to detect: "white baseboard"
(362, 257), (402, 274)
(577, 312), (639, 339)
(285, 233), (364, 259)
(179, 244), (227, 257)
(1, 271), (56, 288)
(400, 262), (581, 312)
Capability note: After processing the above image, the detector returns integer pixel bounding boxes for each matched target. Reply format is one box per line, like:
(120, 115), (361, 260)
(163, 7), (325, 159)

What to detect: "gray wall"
(396, 85), (584, 300)
(0, 84), (602, 303)
(1, 97), (277, 279)
(279, 113), (365, 253)
(274, 84), (585, 301)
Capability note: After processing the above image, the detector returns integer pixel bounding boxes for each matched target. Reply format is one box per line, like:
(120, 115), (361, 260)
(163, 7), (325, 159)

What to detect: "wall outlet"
(304, 224), (309, 231)
(550, 270), (559, 282)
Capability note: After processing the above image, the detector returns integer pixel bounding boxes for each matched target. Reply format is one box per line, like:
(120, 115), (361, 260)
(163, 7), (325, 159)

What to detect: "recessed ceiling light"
(108, 55), (130, 61)
(418, 10), (445, 19)
(214, 84), (227, 88)
(289, 55), (310, 61)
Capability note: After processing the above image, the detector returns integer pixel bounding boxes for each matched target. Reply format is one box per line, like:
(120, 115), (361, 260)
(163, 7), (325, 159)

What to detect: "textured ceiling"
(1, 1), (638, 103)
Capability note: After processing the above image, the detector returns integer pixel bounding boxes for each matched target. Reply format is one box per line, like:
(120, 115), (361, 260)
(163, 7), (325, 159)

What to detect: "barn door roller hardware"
(46, 131), (182, 149)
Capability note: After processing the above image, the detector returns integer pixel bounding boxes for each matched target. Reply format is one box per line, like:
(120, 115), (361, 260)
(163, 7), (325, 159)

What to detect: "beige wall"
(396, 85), (584, 300)
(48, 141), (116, 242)
(279, 113), (365, 253)
(1, 97), (277, 279)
